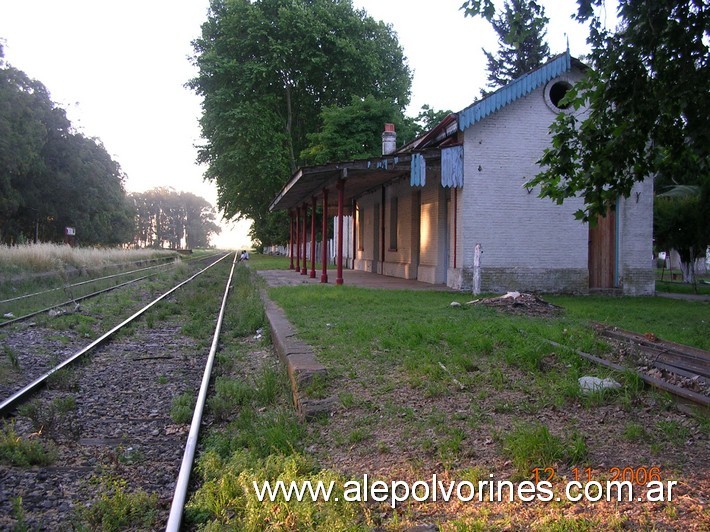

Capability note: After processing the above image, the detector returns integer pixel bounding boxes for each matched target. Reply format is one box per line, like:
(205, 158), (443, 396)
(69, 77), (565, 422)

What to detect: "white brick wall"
(460, 72), (589, 272)
(454, 70), (598, 292)
(618, 179), (655, 295)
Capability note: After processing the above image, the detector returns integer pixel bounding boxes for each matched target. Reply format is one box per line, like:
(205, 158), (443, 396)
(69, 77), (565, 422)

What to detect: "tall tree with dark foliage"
(0, 44), (134, 245)
(189, 0), (412, 246)
(472, 0), (551, 93)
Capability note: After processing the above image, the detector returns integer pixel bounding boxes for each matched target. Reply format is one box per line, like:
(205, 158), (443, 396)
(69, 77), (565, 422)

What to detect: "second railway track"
(0, 251), (237, 529)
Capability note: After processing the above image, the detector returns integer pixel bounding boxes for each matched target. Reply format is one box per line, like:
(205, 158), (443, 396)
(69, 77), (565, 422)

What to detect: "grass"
(170, 393), (195, 424)
(74, 477), (159, 530)
(4, 344), (20, 369)
(127, 261), (704, 529)
(245, 253), (292, 270)
(0, 243), (176, 276)
(656, 279), (710, 295)
(17, 396), (78, 440)
(267, 286), (602, 386)
(0, 420), (56, 466)
(655, 266), (710, 295)
(261, 284), (708, 527)
(547, 294), (710, 350)
(0, 244), (180, 323)
(184, 265), (375, 530)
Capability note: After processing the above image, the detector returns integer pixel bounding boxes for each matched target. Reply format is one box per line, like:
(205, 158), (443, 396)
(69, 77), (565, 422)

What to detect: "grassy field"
(655, 266), (710, 295)
(656, 279), (710, 296)
(0, 245), (192, 322)
(7, 248), (704, 529)
(259, 285), (709, 529)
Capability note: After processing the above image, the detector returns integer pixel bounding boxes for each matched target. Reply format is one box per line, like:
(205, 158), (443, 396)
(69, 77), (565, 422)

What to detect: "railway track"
(0, 254), (220, 328)
(596, 324), (710, 406)
(538, 326), (710, 408)
(0, 251), (237, 529)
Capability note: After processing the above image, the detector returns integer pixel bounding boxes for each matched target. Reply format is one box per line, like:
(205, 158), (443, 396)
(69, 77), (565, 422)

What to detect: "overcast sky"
(0, 0), (612, 249)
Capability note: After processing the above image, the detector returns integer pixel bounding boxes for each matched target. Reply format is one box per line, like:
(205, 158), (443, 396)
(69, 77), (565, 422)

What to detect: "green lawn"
(655, 279), (710, 296)
(246, 253), (291, 270)
(655, 267), (710, 295)
(261, 285), (708, 528)
(183, 275), (709, 529)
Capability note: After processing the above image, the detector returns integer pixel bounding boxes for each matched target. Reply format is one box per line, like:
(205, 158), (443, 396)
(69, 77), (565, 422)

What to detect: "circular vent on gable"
(546, 80), (573, 110)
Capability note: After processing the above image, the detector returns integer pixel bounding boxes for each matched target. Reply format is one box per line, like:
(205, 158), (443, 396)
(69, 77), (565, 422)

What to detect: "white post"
(473, 243), (482, 295)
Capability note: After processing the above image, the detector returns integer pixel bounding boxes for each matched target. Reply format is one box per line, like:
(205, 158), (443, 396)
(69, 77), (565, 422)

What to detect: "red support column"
(289, 210), (295, 270)
(336, 179), (345, 285)
(309, 196), (317, 278)
(301, 203), (308, 275)
(321, 188), (329, 283)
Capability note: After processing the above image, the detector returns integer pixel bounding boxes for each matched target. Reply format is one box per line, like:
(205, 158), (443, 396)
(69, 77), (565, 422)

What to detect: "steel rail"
(0, 252), (232, 416)
(166, 252), (238, 531)
(0, 260), (177, 305)
(0, 273), (159, 329)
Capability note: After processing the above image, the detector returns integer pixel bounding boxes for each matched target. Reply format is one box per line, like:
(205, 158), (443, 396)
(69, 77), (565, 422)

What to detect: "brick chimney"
(382, 123), (396, 155)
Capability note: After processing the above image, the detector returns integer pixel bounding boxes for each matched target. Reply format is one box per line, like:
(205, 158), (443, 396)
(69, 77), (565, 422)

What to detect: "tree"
(527, 0), (708, 220)
(130, 189), (220, 249)
(413, 105), (454, 132)
(189, 0), (412, 246)
(183, 192), (221, 249)
(475, 0), (551, 93)
(654, 185), (709, 285)
(0, 49), (135, 245)
(301, 95), (419, 166)
(301, 99), (451, 167)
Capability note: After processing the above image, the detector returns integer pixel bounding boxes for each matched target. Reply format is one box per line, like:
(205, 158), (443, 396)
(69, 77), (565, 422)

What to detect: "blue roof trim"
(410, 153), (426, 187)
(458, 52), (571, 132)
(441, 146), (464, 188)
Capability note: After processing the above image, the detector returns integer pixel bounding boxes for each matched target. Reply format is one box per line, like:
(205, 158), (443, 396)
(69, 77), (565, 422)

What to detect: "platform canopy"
(271, 152), (415, 214)
(270, 117), (460, 215)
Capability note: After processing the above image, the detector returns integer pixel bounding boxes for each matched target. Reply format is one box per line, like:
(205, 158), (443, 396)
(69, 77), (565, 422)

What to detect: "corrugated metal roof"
(458, 52), (572, 132)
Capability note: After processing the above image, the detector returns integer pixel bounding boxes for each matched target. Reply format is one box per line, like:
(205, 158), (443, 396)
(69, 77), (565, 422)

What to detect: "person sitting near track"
(239, 250), (249, 262)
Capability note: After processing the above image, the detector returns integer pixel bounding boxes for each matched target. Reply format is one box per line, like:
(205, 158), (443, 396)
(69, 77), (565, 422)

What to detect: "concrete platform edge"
(259, 288), (336, 420)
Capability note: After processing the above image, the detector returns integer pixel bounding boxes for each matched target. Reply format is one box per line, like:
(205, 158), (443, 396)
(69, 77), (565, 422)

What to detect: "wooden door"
(588, 209), (616, 289)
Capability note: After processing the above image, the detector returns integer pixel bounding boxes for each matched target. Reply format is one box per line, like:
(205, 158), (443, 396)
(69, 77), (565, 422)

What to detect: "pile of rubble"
(462, 291), (562, 317)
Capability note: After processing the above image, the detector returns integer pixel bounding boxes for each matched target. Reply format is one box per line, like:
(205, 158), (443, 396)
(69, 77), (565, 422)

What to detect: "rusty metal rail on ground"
(597, 326), (710, 386)
(538, 325), (710, 408)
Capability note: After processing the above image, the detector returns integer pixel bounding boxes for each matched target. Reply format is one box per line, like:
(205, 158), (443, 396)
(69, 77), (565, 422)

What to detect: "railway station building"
(269, 52), (655, 296)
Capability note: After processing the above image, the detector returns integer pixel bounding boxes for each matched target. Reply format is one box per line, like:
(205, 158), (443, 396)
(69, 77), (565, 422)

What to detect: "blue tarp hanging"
(441, 146), (464, 188)
(410, 153), (426, 187)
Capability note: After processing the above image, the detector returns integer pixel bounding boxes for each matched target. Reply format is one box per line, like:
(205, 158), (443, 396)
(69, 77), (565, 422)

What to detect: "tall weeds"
(0, 243), (176, 275)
